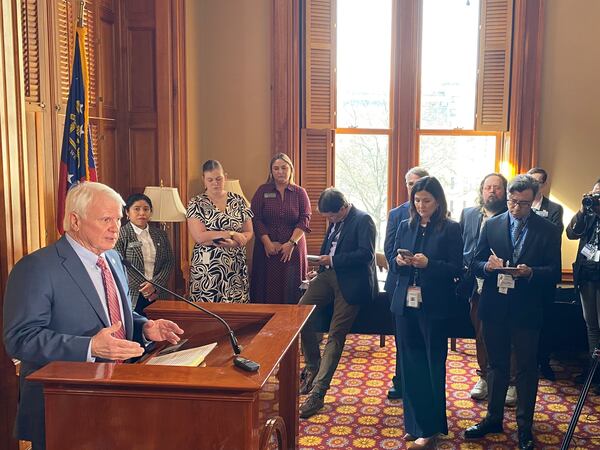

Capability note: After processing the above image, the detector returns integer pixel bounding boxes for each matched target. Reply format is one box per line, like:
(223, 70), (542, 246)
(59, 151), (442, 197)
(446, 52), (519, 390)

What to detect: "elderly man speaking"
(3, 182), (184, 450)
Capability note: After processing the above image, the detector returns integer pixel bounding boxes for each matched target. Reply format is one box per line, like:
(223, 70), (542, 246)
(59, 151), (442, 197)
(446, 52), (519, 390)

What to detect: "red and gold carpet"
(298, 335), (600, 450)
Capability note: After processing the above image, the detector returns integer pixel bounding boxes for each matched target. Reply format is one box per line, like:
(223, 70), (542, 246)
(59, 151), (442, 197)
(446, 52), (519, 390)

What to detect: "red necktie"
(96, 257), (126, 340)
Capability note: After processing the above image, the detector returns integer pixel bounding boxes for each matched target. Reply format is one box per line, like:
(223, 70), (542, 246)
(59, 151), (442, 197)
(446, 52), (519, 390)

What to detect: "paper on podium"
(146, 342), (217, 367)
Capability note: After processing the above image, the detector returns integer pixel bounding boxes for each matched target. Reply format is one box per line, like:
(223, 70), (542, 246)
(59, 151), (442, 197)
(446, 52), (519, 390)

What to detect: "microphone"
(121, 258), (242, 355)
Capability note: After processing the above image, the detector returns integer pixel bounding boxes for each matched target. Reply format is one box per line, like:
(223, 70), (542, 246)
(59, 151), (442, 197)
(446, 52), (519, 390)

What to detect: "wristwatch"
(229, 231), (235, 239)
(288, 239), (297, 246)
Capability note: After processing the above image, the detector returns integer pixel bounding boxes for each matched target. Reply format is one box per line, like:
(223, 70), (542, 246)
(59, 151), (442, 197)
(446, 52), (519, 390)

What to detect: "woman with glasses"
(389, 176), (463, 449)
(187, 160), (254, 302)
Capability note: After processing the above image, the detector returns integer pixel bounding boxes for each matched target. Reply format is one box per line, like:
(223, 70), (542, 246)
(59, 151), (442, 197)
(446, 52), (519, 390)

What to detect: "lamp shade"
(143, 186), (187, 222)
(224, 179), (249, 204)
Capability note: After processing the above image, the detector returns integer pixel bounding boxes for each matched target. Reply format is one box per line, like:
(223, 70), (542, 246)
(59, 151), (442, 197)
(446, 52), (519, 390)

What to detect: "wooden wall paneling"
(389, 0), (420, 208)
(0, 1), (30, 447)
(507, 0), (544, 171)
(272, 0), (300, 172)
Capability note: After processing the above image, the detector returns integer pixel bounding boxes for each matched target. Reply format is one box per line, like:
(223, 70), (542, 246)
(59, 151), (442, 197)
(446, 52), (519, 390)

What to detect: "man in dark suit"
(298, 188), (377, 418)
(464, 175), (561, 450)
(460, 173), (510, 402)
(527, 167), (564, 381)
(383, 166), (428, 399)
(3, 182), (184, 450)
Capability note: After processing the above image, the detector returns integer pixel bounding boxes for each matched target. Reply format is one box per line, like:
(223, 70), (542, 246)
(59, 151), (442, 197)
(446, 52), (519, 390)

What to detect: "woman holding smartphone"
(187, 160), (254, 302)
(388, 176), (463, 449)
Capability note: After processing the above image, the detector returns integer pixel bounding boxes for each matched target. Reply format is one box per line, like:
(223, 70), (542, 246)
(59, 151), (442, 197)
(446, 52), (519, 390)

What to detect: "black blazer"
(473, 211), (562, 328)
(324, 206), (378, 305)
(389, 218), (463, 319)
(566, 210), (599, 287)
(537, 196), (564, 233)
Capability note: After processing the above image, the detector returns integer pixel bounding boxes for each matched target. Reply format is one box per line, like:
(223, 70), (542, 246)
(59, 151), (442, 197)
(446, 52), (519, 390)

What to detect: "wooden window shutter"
(475, 0), (514, 131)
(55, 0), (75, 107)
(302, 0), (336, 254)
(83, 0), (98, 117)
(21, 0), (41, 104)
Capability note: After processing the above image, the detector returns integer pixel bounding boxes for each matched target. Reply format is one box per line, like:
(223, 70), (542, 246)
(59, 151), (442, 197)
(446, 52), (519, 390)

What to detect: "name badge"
(263, 192), (276, 198)
(406, 286), (422, 308)
(581, 243), (598, 260)
(497, 274), (515, 293)
(127, 241), (142, 248)
(476, 277), (484, 295)
(534, 209), (548, 218)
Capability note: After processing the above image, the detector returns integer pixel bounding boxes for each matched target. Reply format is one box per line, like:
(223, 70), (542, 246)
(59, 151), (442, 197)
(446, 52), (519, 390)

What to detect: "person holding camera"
(566, 178), (600, 390)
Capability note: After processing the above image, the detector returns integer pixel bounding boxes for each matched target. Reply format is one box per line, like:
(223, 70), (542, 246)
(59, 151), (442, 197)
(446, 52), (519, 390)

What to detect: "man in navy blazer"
(3, 182), (183, 449)
(298, 188), (377, 418)
(464, 175), (561, 450)
(383, 166), (428, 399)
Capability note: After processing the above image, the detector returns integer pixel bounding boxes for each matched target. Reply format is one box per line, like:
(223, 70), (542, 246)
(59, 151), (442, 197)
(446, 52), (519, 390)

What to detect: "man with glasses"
(383, 166), (429, 400)
(527, 167), (564, 381)
(464, 175), (561, 450)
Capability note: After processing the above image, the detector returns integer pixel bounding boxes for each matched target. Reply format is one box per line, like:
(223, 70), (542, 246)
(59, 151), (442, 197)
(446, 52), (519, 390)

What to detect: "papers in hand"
(146, 342), (217, 367)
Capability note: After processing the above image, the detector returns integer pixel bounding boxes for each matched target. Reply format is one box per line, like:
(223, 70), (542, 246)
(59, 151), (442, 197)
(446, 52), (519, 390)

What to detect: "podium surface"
(28, 301), (313, 450)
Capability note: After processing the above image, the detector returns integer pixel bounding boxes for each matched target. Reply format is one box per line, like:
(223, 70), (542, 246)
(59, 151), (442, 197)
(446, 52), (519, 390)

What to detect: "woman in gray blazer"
(115, 193), (174, 315)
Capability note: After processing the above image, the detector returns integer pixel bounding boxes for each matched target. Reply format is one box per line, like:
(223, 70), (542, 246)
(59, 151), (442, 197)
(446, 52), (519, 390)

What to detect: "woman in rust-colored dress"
(250, 153), (311, 304)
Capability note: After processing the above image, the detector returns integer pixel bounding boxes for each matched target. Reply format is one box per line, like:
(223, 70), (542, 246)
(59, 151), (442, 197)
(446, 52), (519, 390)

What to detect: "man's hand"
(307, 270), (318, 280)
(318, 255), (332, 267)
(90, 322), (144, 360)
(395, 254), (412, 266)
(513, 264), (532, 278)
(143, 319), (184, 344)
(485, 254), (504, 272)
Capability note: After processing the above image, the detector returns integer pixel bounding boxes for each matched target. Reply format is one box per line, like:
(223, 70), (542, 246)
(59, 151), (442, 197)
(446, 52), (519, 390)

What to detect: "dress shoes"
(518, 431), (535, 450)
(299, 368), (317, 395)
(464, 419), (503, 439)
(403, 433), (416, 441)
(387, 386), (403, 400)
(299, 393), (325, 419)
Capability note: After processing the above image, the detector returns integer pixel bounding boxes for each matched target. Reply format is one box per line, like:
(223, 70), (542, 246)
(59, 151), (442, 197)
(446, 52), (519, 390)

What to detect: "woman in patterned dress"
(250, 153), (311, 304)
(187, 160), (254, 302)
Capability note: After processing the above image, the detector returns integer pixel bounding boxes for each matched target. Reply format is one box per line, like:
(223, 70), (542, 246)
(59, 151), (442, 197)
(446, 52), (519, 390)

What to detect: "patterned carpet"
(298, 335), (600, 450)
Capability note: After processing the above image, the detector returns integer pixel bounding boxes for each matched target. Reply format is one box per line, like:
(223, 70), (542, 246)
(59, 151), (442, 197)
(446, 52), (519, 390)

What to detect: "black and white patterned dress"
(187, 192), (253, 302)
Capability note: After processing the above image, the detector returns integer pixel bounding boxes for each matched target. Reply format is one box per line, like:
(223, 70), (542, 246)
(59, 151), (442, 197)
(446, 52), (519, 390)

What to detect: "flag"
(56, 26), (97, 234)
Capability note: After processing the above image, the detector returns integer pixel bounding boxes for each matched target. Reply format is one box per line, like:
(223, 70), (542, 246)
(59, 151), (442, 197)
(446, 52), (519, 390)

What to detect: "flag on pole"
(56, 25), (97, 234)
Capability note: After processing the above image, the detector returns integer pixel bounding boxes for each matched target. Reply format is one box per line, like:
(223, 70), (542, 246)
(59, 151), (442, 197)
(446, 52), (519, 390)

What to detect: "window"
(335, 0), (392, 250)
(417, 0), (500, 219)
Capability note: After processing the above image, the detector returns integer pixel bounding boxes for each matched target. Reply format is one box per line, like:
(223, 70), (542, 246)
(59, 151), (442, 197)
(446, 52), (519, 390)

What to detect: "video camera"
(582, 193), (600, 212)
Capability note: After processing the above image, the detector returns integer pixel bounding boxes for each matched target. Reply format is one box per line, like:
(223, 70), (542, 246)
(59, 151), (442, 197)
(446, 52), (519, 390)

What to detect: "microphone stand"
(121, 259), (242, 355)
(560, 345), (599, 449)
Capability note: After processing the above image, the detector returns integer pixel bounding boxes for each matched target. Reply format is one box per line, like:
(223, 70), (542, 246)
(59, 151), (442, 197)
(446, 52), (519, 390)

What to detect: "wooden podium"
(28, 301), (313, 450)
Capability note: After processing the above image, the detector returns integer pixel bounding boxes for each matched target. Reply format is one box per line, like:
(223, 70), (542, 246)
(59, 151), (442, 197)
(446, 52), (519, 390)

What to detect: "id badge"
(581, 243), (598, 260)
(202, 252), (210, 265)
(406, 286), (422, 308)
(476, 277), (484, 295)
(497, 273), (515, 291)
(534, 209), (548, 218)
(263, 192), (276, 199)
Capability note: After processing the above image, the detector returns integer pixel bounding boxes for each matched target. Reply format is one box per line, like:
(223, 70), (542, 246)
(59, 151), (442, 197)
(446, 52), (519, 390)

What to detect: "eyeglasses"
(507, 198), (533, 208)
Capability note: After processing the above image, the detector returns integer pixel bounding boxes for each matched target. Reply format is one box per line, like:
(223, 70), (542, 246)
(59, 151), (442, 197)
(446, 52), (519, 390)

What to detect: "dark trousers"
(392, 318), (402, 389)
(537, 305), (553, 367)
(299, 270), (360, 395)
(470, 293), (517, 383)
(397, 308), (448, 438)
(482, 320), (540, 433)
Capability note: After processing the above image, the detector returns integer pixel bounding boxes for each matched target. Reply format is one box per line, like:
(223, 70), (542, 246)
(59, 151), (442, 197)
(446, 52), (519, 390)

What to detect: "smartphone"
(213, 237), (225, 244)
(397, 248), (414, 258)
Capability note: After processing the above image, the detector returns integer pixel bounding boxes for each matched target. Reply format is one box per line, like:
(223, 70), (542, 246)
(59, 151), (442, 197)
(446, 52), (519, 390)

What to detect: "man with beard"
(460, 173), (516, 404)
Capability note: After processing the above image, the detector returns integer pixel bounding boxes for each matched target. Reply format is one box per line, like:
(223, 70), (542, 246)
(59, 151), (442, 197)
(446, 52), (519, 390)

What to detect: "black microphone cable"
(121, 258), (242, 355)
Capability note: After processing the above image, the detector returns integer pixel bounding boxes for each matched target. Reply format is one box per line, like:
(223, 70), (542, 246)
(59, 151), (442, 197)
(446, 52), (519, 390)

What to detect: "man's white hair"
(63, 182), (124, 232)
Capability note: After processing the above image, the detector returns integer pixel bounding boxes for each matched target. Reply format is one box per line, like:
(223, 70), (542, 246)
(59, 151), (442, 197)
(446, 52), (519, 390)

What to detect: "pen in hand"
(490, 248), (506, 267)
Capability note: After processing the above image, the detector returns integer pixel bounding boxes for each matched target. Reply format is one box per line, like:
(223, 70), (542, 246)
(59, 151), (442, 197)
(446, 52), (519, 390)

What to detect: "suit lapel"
(335, 206), (356, 249)
(516, 213), (536, 263)
(56, 236), (110, 327)
(497, 213), (513, 260)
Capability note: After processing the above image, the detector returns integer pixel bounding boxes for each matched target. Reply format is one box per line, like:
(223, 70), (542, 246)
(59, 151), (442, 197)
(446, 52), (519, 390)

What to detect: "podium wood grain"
(28, 301), (313, 450)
